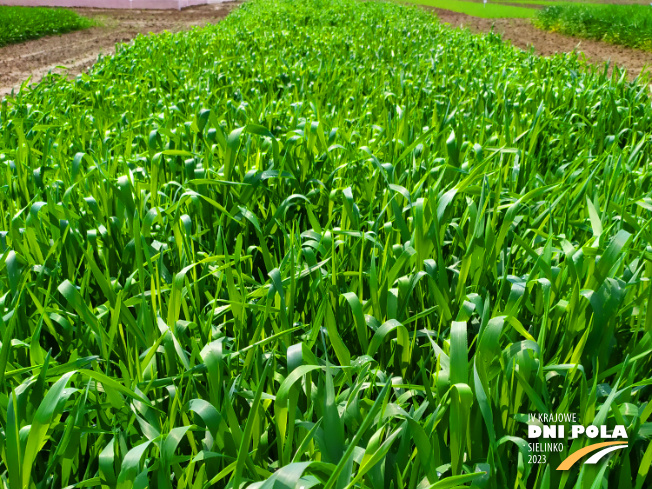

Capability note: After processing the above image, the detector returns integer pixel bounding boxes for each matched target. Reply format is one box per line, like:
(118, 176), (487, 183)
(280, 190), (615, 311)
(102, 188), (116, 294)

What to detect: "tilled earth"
(0, 2), (241, 97)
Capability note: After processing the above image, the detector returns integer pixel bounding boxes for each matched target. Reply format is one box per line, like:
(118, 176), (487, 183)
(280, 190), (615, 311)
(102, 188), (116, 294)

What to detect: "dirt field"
(431, 8), (652, 80)
(0, 2), (241, 97)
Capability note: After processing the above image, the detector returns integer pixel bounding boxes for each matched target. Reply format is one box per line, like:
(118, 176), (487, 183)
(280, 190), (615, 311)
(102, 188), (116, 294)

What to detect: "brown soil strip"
(0, 1), (241, 98)
(429, 7), (652, 80)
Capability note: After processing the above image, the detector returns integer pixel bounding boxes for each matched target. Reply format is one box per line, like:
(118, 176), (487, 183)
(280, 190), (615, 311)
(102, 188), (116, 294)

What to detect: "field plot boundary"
(429, 7), (652, 79)
(0, 0), (217, 9)
(0, 1), (240, 96)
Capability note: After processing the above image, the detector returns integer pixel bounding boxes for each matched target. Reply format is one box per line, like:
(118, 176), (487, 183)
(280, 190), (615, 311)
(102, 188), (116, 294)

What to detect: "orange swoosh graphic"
(557, 441), (627, 470)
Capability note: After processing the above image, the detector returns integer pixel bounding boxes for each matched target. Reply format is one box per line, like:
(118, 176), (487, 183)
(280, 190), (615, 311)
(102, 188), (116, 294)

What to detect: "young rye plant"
(0, 6), (93, 47)
(0, 0), (651, 488)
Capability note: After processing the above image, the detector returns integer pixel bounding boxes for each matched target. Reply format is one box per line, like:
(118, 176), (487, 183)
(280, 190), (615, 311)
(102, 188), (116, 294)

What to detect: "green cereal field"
(0, 0), (650, 488)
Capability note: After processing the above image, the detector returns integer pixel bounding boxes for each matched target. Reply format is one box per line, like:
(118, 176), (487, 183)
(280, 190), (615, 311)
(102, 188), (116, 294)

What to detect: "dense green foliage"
(535, 4), (652, 51)
(0, 0), (651, 488)
(0, 5), (93, 47)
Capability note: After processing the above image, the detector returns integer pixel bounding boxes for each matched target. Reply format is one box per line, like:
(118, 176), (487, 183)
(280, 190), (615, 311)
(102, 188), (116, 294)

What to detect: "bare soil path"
(0, 1), (241, 97)
(430, 7), (652, 79)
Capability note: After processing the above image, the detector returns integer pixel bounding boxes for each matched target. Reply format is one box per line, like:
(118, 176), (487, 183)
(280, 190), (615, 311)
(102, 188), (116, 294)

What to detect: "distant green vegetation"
(499, 0), (573, 5)
(0, 5), (93, 47)
(535, 4), (652, 51)
(402, 0), (536, 18)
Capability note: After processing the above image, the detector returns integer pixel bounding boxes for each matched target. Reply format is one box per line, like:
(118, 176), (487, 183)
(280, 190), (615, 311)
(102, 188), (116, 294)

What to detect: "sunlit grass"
(0, 0), (651, 488)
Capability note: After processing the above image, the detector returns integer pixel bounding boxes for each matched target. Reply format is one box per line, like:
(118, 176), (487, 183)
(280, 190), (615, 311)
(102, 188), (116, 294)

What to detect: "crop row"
(0, 0), (651, 487)
(535, 4), (652, 51)
(0, 6), (93, 47)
